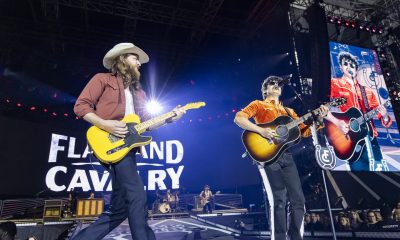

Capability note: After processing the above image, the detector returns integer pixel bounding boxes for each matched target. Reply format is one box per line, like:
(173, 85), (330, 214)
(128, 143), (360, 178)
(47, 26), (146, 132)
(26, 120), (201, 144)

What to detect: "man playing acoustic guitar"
(234, 75), (328, 240)
(72, 42), (185, 240)
(325, 52), (392, 171)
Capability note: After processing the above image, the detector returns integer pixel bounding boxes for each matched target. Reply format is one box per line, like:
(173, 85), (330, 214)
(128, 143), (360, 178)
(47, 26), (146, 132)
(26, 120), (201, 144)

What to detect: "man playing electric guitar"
(325, 52), (392, 171)
(234, 75), (329, 240)
(72, 42), (185, 240)
(199, 185), (213, 214)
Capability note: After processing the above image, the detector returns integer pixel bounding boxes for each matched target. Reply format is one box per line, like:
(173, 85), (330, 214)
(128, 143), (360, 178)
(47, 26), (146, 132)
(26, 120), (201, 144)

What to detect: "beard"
(129, 65), (141, 82)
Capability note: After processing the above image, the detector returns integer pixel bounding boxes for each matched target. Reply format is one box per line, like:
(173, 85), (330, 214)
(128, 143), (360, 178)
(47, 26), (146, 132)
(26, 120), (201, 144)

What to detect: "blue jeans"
(72, 153), (155, 240)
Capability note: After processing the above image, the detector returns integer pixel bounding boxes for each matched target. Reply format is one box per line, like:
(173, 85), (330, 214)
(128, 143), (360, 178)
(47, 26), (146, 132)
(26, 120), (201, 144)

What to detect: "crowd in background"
(304, 201), (400, 232)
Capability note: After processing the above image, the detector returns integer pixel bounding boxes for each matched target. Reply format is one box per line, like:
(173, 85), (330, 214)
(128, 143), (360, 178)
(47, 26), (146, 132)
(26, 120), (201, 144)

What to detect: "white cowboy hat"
(103, 42), (149, 70)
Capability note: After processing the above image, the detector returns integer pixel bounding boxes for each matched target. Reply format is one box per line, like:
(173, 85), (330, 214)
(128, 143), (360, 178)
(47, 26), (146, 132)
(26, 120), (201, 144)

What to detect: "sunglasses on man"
(342, 61), (356, 69)
(266, 80), (284, 87)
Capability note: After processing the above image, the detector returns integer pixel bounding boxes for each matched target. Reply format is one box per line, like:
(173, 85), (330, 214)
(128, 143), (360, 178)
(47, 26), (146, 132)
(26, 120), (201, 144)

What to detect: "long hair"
(110, 54), (141, 90)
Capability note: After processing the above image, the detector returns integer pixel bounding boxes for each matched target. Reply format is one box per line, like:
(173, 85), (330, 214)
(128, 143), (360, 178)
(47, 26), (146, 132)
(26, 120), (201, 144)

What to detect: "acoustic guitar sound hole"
(349, 119), (360, 132)
(275, 125), (289, 141)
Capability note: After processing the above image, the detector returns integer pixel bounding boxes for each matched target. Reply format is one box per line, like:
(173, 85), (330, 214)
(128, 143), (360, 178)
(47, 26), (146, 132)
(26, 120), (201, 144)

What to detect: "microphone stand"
(32, 188), (49, 221)
(286, 79), (337, 240)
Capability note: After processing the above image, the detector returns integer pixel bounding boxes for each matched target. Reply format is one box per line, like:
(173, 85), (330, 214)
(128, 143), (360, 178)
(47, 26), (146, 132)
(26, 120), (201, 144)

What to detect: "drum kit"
(152, 189), (181, 214)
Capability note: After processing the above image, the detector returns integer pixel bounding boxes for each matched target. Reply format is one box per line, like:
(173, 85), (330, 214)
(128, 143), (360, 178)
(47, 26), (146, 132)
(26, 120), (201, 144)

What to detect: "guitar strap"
(283, 107), (294, 119)
(358, 83), (370, 111)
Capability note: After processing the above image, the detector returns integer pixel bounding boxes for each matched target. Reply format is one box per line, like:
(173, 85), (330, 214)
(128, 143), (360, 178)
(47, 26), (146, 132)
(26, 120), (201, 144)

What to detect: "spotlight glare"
(146, 100), (163, 115)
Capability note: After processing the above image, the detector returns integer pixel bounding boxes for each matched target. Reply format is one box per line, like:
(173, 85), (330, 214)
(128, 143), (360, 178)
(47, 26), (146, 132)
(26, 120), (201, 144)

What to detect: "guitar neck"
(135, 111), (176, 134)
(287, 102), (331, 129)
(356, 101), (389, 124)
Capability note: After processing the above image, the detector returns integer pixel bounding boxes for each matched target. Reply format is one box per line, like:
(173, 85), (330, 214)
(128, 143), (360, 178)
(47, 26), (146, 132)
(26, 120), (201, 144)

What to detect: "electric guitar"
(324, 101), (390, 163)
(87, 102), (206, 164)
(241, 98), (346, 165)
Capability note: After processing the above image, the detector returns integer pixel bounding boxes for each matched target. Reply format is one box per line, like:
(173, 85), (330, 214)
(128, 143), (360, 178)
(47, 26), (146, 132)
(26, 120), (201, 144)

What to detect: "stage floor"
(103, 217), (246, 240)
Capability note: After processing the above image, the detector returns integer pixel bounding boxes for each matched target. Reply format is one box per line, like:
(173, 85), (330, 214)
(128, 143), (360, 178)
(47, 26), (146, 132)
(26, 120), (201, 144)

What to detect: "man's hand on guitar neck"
(377, 105), (389, 123)
(170, 105), (186, 122)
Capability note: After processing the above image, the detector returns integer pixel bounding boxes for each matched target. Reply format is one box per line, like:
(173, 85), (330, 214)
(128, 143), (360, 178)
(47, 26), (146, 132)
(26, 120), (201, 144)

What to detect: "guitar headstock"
(329, 97), (347, 107)
(181, 102), (206, 111)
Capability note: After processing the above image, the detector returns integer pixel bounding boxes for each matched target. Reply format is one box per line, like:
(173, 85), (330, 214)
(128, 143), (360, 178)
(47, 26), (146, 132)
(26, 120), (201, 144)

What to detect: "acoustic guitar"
(324, 101), (390, 163)
(87, 102), (206, 164)
(241, 98), (346, 165)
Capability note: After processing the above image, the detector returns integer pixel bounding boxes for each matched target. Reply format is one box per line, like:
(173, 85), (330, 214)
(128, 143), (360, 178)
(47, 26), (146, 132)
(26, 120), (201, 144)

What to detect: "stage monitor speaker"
(76, 198), (104, 217)
(43, 199), (63, 222)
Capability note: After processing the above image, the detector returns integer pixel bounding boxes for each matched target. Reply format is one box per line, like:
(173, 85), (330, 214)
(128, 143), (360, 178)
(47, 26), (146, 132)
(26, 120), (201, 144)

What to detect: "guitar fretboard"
(134, 111), (176, 134)
(286, 101), (337, 130)
(355, 102), (389, 124)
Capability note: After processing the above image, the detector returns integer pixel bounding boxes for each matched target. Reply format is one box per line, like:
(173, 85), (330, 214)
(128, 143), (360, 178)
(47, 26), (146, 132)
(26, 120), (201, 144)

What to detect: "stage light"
(345, 21), (350, 27)
(337, 19), (342, 25)
(285, 52), (289, 56)
(43, 108), (48, 112)
(366, 26), (370, 31)
(359, 25), (364, 30)
(17, 103), (22, 107)
(6, 99), (10, 103)
(372, 28), (377, 33)
(378, 29), (383, 34)
(351, 23), (356, 28)
(64, 113), (69, 117)
(52, 112), (57, 116)
(146, 100), (163, 115)
(30, 106), (36, 111)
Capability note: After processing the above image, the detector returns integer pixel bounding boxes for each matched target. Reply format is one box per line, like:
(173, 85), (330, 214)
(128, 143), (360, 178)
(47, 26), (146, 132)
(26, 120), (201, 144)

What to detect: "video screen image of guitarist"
(326, 41), (400, 172)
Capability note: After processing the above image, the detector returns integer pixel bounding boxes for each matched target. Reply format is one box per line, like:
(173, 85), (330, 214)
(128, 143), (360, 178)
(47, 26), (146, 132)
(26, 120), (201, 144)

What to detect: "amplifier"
(43, 199), (63, 222)
(76, 198), (104, 217)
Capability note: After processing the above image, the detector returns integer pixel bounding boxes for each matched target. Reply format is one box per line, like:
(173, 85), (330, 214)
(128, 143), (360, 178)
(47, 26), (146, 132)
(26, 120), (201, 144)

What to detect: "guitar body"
(324, 107), (373, 163)
(87, 114), (152, 164)
(242, 116), (301, 165)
